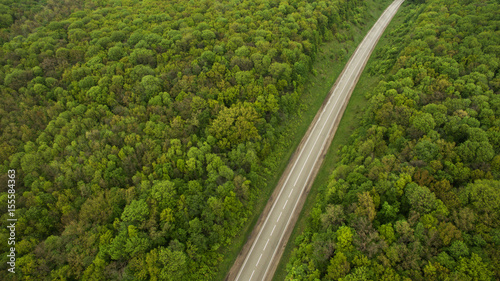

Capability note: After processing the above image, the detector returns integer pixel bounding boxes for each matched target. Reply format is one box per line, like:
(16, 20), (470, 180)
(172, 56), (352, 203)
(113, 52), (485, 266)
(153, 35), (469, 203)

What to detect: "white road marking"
(264, 239), (270, 251)
(277, 212), (282, 222)
(271, 225), (276, 236)
(234, 141), (296, 280)
(249, 270), (255, 281)
(283, 199), (288, 209)
(236, 94), (320, 280)
(289, 189), (293, 198)
(293, 76), (347, 187)
(256, 253), (263, 266)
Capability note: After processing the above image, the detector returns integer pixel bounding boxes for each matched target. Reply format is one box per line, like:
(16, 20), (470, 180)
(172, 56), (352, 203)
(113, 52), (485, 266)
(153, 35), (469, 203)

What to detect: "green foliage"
(285, 0), (500, 279)
(0, 0), (377, 279)
(455, 253), (493, 281)
(405, 183), (438, 214)
(121, 199), (149, 223)
(107, 45), (125, 61)
(337, 226), (354, 252)
(327, 251), (351, 280)
(448, 240), (469, 260)
(209, 103), (261, 149)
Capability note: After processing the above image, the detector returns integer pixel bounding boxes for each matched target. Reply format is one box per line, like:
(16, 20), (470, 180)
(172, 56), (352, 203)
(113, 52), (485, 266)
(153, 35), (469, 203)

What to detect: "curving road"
(228, 1), (404, 280)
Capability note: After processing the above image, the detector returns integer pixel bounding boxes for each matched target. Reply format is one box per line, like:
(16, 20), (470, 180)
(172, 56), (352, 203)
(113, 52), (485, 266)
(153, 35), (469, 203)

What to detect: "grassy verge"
(271, 1), (407, 280)
(214, 0), (394, 280)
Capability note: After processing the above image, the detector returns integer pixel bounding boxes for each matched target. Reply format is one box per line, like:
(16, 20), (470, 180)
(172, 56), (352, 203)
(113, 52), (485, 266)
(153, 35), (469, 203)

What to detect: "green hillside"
(284, 0), (500, 280)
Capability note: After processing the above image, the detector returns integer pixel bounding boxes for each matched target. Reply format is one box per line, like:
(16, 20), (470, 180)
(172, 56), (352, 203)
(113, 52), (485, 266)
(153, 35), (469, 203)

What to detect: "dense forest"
(0, 0), (89, 44)
(285, 0), (500, 280)
(0, 0), (378, 279)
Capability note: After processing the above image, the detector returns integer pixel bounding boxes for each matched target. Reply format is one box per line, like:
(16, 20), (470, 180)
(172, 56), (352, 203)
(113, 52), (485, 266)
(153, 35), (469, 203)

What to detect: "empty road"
(228, 0), (404, 280)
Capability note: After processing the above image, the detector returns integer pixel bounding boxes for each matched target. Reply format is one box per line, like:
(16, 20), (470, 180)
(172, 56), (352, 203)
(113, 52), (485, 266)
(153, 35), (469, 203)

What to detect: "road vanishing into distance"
(228, 0), (405, 280)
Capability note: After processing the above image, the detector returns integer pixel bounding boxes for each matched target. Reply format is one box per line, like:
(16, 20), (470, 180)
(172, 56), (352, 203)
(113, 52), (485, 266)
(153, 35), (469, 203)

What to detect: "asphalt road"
(231, 1), (404, 280)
